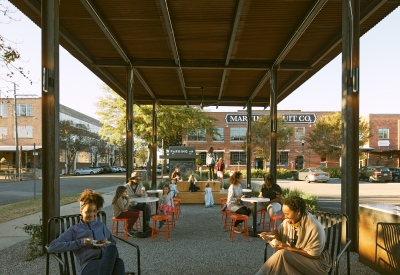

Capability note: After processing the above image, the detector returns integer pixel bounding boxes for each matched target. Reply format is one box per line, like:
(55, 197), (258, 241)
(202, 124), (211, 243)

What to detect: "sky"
(1, 2), (399, 120)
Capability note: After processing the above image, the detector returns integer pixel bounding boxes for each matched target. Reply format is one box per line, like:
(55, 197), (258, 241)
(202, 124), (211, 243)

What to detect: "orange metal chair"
(111, 217), (129, 240)
(230, 214), (250, 242)
(134, 212), (142, 231)
(173, 198), (181, 219)
(223, 210), (234, 232)
(167, 210), (176, 230)
(220, 198), (228, 219)
(258, 209), (270, 231)
(269, 214), (285, 230)
(150, 214), (171, 242)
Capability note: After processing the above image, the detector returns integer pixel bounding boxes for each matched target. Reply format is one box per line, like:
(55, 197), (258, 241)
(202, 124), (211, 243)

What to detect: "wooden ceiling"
(10, 0), (400, 107)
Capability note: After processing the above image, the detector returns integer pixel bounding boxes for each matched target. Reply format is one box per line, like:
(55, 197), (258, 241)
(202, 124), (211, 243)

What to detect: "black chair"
(375, 222), (400, 275)
(263, 211), (351, 275)
(45, 211), (140, 275)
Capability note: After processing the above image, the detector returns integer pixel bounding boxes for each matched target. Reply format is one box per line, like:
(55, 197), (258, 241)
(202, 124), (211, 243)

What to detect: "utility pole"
(13, 83), (20, 181)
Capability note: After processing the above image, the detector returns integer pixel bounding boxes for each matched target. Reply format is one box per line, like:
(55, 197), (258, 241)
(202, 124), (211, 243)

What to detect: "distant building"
(0, 97), (113, 173)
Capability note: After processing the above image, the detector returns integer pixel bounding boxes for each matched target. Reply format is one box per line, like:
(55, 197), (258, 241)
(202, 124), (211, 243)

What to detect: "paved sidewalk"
(0, 185), (118, 251)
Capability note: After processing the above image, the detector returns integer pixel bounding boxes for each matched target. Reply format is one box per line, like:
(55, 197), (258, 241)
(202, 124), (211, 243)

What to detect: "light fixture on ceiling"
(200, 86), (204, 109)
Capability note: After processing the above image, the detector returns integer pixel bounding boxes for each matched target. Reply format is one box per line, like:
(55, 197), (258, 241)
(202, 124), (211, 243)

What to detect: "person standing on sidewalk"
(216, 158), (225, 190)
(206, 147), (216, 181)
(112, 186), (140, 237)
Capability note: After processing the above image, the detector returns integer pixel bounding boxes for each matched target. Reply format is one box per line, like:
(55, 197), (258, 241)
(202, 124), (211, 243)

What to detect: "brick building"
(362, 114), (400, 167)
(0, 97), (107, 173)
(184, 110), (340, 171)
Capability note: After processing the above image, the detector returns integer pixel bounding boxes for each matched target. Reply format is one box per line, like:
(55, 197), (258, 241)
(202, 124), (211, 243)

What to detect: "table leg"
(250, 203), (258, 237)
(142, 204), (148, 232)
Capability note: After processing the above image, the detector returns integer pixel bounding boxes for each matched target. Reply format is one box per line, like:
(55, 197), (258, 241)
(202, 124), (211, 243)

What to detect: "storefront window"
(230, 127), (246, 141)
(230, 151), (246, 165)
(277, 151), (289, 166)
(188, 129), (206, 141)
(213, 127), (224, 141)
(378, 128), (389, 139)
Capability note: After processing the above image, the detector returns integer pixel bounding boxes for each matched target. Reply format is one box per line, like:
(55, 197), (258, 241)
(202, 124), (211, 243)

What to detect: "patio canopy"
(10, 0), (400, 107)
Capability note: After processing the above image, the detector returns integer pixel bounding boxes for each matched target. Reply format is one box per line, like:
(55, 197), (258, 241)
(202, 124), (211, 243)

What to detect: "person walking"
(216, 158), (225, 190)
(206, 147), (216, 181)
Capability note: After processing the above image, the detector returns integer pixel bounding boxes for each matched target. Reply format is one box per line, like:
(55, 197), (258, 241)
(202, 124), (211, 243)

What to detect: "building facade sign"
(225, 113), (317, 124)
(169, 146), (196, 156)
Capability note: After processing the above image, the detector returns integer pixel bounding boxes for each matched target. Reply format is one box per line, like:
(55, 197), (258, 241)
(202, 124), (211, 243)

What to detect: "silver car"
(295, 168), (330, 183)
(74, 167), (101, 176)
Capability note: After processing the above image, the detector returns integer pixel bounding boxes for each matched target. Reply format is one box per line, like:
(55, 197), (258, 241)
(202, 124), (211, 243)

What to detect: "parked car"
(74, 167), (101, 176)
(358, 166), (392, 183)
(387, 167), (400, 182)
(293, 168), (330, 183)
(119, 166), (126, 172)
(100, 166), (112, 173)
(89, 166), (104, 174)
(111, 166), (119, 173)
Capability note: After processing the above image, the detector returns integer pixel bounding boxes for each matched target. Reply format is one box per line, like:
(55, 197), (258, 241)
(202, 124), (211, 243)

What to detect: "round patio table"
(146, 189), (163, 212)
(240, 197), (270, 237)
(130, 197), (159, 232)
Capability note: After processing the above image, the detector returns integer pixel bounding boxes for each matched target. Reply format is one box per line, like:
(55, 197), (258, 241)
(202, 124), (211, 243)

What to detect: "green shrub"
(16, 221), (44, 261)
(322, 167), (341, 179)
(276, 168), (293, 179)
(281, 187), (319, 211)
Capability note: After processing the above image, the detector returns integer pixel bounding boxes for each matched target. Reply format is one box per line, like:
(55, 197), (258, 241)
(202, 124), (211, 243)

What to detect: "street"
(0, 174), (126, 206)
(1, 175), (399, 212)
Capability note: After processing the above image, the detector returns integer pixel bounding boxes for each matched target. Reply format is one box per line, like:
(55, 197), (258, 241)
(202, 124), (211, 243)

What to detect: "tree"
(247, 115), (293, 169)
(305, 112), (372, 162)
(0, 2), (31, 84)
(96, 86), (219, 175)
(59, 120), (95, 174)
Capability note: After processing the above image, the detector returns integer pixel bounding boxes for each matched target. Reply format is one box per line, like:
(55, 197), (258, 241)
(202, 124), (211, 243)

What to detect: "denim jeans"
(82, 245), (125, 275)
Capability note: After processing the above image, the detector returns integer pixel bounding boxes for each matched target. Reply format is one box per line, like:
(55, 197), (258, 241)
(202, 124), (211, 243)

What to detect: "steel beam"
(154, 96), (269, 104)
(158, 0), (188, 105)
(250, 0), (327, 102)
(269, 69), (278, 180)
(279, 0), (387, 99)
(152, 101), (157, 189)
(80, 0), (155, 100)
(218, 0), (245, 104)
(41, 0), (60, 249)
(92, 58), (311, 71)
(341, 0), (360, 252)
(126, 68), (134, 181)
(246, 101), (252, 189)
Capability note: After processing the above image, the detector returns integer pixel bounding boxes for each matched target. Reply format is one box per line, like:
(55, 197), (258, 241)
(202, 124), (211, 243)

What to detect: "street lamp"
(301, 140), (305, 169)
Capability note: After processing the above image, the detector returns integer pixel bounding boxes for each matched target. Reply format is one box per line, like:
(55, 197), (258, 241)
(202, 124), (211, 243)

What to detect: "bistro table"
(130, 197), (159, 232)
(146, 189), (163, 212)
(240, 197), (270, 237)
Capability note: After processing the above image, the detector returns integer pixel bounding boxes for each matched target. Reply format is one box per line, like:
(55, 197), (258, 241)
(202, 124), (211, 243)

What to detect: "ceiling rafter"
(80, 0), (156, 101)
(217, 0), (245, 108)
(158, 0), (189, 106)
(248, 0), (328, 105)
(91, 58), (311, 70)
(277, 0), (389, 101)
(24, 0), (126, 95)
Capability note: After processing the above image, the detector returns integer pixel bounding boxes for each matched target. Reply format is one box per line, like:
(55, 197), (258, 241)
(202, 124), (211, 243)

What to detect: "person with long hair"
(203, 182), (214, 208)
(255, 196), (332, 275)
(206, 147), (216, 181)
(48, 189), (125, 275)
(251, 173), (282, 225)
(124, 172), (152, 229)
(157, 184), (174, 228)
(226, 171), (251, 233)
(112, 185), (140, 237)
(215, 157), (225, 190)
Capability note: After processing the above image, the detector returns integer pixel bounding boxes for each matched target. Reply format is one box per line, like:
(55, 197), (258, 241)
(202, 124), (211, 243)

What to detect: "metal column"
(126, 67), (134, 181)
(246, 102), (252, 188)
(152, 101), (157, 189)
(269, 68), (278, 180)
(41, 0), (60, 248)
(342, 0), (360, 252)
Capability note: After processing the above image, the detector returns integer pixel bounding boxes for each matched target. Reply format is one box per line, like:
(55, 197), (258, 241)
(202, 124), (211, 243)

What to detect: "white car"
(294, 168), (330, 183)
(111, 166), (119, 173)
(74, 167), (101, 176)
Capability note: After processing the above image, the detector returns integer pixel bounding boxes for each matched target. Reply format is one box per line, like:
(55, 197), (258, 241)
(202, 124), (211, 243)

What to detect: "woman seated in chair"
(48, 189), (125, 275)
(254, 196), (331, 275)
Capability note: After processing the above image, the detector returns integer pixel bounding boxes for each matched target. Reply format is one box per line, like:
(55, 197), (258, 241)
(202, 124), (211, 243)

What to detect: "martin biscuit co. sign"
(225, 113), (317, 124)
